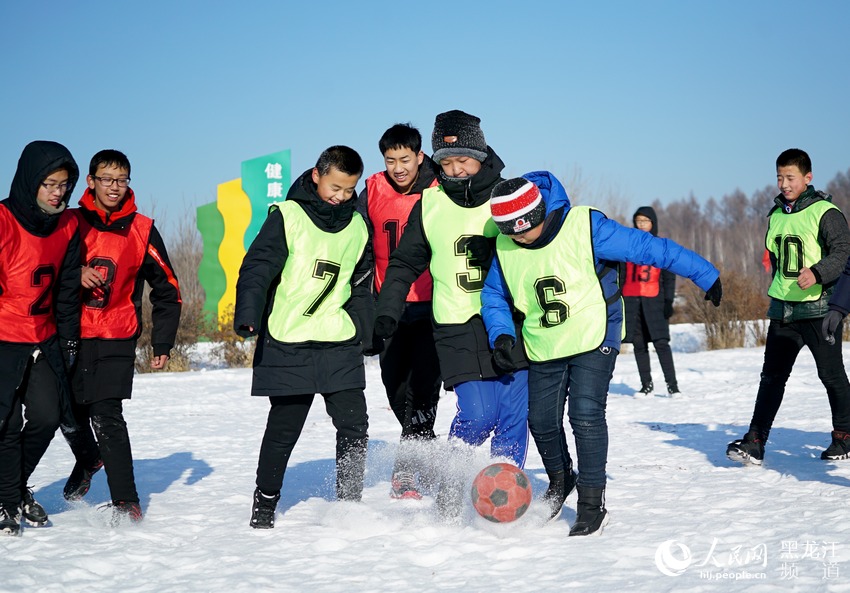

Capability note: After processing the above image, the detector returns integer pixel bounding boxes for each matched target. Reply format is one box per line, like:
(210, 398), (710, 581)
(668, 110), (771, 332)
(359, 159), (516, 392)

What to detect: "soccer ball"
(470, 463), (532, 523)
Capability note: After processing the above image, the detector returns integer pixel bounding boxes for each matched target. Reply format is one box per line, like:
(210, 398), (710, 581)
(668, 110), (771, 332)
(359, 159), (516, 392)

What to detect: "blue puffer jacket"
(481, 170), (719, 354)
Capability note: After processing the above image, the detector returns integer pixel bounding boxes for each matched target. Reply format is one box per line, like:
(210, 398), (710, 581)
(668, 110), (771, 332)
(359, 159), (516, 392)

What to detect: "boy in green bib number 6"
(481, 171), (720, 536)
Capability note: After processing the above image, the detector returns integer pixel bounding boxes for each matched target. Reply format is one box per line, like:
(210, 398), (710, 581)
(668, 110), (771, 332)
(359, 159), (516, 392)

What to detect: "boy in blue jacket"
(481, 171), (721, 536)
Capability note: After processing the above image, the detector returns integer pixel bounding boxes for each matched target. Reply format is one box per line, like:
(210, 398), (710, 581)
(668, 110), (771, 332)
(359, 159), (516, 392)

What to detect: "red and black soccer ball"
(470, 463), (532, 523)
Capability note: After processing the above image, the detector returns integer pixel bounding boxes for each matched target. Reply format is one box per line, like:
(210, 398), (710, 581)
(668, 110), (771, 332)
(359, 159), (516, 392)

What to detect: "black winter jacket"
(234, 170), (374, 397)
(374, 148), (528, 387)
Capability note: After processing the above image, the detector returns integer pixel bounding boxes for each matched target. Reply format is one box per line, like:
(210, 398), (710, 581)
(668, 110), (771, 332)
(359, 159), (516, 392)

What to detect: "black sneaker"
(666, 382), (680, 395)
(21, 488), (48, 527)
(0, 502), (21, 537)
(636, 381), (653, 396)
(64, 458), (104, 501)
(821, 431), (850, 460)
(250, 488), (280, 529)
(727, 430), (764, 465)
(109, 501), (143, 526)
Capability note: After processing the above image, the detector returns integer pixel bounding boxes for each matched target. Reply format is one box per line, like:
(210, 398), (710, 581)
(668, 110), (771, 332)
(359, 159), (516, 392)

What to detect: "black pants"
(0, 355), (61, 504)
(63, 398), (138, 503)
(632, 335), (677, 387)
(379, 318), (441, 439)
(256, 389), (368, 501)
(751, 318), (850, 439)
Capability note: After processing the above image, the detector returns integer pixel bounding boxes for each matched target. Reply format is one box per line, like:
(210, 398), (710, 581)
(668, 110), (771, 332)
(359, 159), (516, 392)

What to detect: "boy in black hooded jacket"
(621, 206), (680, 396)
(0, 141), (81, 536)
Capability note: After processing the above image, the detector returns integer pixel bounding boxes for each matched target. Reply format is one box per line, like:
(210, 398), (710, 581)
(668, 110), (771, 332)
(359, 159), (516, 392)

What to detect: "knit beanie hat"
(431, 110), (488, 163)
(490, 178), (547, 235)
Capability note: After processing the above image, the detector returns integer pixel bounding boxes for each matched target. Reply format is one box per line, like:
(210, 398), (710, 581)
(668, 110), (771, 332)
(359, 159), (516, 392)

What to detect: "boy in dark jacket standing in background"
(235, 146), (373, 529)
(728, 148), (850, 465)
(621, 206), (680, 396)
(358, 124), (442, 500)
(0, 141), (81, 536)
(61, 149), (181, 524)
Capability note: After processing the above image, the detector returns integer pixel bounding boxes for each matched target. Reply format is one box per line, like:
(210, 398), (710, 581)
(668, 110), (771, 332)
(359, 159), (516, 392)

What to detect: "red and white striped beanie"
(490, 178), (547, 235)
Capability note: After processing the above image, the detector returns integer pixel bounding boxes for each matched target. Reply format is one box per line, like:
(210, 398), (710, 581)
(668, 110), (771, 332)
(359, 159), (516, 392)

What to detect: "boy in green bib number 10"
(235, 146), (374, 529)
(728, 148), (850, 466)
(481, 171), (721, 536)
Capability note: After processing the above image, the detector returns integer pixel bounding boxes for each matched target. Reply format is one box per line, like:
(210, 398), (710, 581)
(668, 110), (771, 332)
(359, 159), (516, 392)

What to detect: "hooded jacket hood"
(3, 140), (80, 236)
(769, 185), (831, 216)
(508, 171), (572, 249)
(286, 169), (358, 232)
(633, 206), (658, 236)
(78, 186), (139, 230)
(522, 170), (572, 214)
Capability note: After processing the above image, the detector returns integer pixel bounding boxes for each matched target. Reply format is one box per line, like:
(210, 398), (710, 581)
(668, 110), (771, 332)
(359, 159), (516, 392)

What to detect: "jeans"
(527, 347), (617, 488)
(450, 370), (529, 467)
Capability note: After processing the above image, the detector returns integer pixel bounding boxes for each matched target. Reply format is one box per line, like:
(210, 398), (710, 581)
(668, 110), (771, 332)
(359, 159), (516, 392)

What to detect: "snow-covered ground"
(4, 324), (850, 593)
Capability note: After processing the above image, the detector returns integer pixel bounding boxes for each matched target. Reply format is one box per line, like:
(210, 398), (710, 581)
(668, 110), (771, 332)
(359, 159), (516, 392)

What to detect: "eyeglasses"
(40, 182), (71, 193)
(92, 176), (131, 187)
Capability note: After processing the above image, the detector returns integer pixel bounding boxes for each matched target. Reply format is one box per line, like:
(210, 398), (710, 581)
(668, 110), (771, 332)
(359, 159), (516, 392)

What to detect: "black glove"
(374, 315), (398, 340)
(363, 331), (385, 357)
(663, 301), (674, 319)
(235, 321), (258, 339)
(61, 339), (79, 371)
(492, 334), (518, 373)
(704, 278), (722, 307)
(466, 236), (492, 270)
(823, 310), (844, 345)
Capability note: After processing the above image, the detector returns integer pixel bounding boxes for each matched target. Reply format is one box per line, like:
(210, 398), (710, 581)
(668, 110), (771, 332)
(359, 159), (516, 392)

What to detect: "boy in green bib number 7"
(727, 148), (850, 465)
(235, 146), (374, 529)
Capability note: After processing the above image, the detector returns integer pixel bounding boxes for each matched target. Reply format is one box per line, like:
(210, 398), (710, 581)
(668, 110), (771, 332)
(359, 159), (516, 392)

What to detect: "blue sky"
(2, 1), (849, 228)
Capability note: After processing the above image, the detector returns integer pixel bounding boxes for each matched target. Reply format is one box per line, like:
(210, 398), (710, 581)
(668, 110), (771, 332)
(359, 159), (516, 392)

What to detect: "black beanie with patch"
(431, 110), (488, 163)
